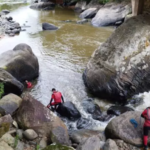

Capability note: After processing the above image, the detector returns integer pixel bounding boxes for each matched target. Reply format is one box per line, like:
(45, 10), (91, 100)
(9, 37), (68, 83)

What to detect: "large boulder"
(14, 93), (69, 143)
(42, 23), (58, 30)
(79, 8), (98, 19)
(0, 94), (22, 115)
(83, 15), (150, 103)
(30, 2), (55, 10)
(107, 106), (134, 116)
(0, 43), (39, 82)
(91, 2), (131, 27)
(56, 101), (81, 121)
(105, 111), (144, 146)
(0, 68), (23, 95)
(69, 129), (105, 144)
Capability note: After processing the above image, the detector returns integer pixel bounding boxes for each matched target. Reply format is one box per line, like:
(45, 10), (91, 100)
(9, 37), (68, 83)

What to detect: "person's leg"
(143, 126), (149, 149)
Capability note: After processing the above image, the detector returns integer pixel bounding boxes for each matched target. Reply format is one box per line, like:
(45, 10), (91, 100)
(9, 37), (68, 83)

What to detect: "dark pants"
(143, 126), (150, 147)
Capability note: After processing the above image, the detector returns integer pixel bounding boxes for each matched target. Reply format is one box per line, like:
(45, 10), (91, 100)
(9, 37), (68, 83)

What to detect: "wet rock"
(9, 33), (15, 37)
(69, 129), (105, 144)
(76, 19), (88, 24)
(30, 2), (55, 10)
(0, 68), (23, 95)
(12, 120), (18, 128)
(0, 94), (22, 115)
(0, 141), (13, 150)
(129, 95), (143, 105)
(77, 136), (101, 150)
(23, 129), (38, 140)
(0, 43), (39, 82)
(92, 2), (131, 26)
(0, 115), (13, 138)
(12, 29), (20, 34)
(1, 10), (10, 15)
(74, 1), (87, 13)
(76, 118), (91, 129)
(42, 23), (58, 30)
(83, 15), (150, 103)
(6, 17), (13, 21)
(79, 8), (98, 19)
(13, 43), (32, 53)
(43, 144), (75, 150)
(15, 93), (68, 138)
(107, 106), (134, 116)
(105, 111), (144, 146)
(93, 114), (114, 122)
(50, 126), (71, 146)
(103, 139), (119, 150)
(56, 101), (81, 121)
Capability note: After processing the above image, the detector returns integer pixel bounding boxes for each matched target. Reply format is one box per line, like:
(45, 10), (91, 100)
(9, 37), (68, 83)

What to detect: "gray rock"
(76, 19), (88, 24)
(79, 8), (98, 19)
(23, 129), (38, 140)
(1, 10), (10, 15)
(0, 141), (13, 150)
(51, 126), (71, 146)
(105, 111), (144, 146)
(0, 94), (22, 115)
(103, 139), (119, 150)
(15, 141), (24, 150)
(16, 129), (23, 140)
(13, 120), (18, 129)
(69, 129), (105, 144)
(77, 136), (101, 150)
(83, 14), (150, 103)
(43, 144), (75, 150)
(75, 1), (87, 13)
(92, 2), (131, 26)
(30, 2), (55, 10)
(0, 43), (39, 82)
(39, 137), (47, 149)
(42, 23), (58, 30)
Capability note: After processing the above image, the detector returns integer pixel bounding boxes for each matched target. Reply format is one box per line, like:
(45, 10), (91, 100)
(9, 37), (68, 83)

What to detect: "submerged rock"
(107, 106), (134, 116)
(42, 23), (58, 30)
(0, 43), (39, 82)
(83, 14), (150, 103)
(57, 101), (81, 121)
(92, 2), (131, 26)
(105, 111), (144, 146)
(76, 118), (92, 129)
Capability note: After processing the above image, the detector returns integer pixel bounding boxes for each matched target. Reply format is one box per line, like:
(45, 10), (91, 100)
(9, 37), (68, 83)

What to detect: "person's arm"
(61, 96), (64, 103)
(141, 109), (147, 118)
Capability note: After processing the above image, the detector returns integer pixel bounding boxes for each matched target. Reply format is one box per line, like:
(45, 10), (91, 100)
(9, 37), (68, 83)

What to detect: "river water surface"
(1, 1), (148, 130)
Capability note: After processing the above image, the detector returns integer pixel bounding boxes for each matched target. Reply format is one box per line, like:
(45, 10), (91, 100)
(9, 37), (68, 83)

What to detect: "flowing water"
(0, 0), (148, 130)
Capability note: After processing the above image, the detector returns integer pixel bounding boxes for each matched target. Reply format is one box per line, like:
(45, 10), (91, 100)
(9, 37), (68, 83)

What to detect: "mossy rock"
(43, 144), (75, 150)
(0, 123), (10, 138)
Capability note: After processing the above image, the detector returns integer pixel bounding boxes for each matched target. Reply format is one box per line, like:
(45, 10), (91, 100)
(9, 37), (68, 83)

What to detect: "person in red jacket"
(47, 88), (64, 111)
(141, 107), (150, 150)
(25, 80), (32, 88)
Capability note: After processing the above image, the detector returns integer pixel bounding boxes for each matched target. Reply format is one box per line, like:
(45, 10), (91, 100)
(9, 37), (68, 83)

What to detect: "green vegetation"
(35, 144), (40, 150)
(0, 83), (4, 99)
(14, 134), (19, 148)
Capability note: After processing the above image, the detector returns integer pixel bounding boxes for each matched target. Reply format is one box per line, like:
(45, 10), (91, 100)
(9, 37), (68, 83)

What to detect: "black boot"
(144, 146), (148, 150)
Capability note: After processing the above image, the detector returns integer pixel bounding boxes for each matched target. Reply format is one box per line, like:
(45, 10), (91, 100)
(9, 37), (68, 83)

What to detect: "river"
(0, 1), (149, 131)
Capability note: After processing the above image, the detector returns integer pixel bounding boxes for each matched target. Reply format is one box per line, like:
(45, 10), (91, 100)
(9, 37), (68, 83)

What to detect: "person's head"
(52, 88), (56, 93)
(25, 80), (28, 83)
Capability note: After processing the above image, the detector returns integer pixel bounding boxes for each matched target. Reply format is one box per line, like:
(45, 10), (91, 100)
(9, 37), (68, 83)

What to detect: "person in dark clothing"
(47, 88), (64, 111)
(141, 107), (150, 150)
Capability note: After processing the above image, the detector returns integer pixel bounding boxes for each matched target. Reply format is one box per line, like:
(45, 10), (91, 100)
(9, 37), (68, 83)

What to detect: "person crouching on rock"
(141, 107), (150, 150)
(25, 80), (32, 88)
(47, 88), (64, 111)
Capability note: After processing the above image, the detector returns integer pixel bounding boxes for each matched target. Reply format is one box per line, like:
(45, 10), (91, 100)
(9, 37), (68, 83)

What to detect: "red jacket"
(27, 82), (32, 88)
(51, 91), (62, 103)
(142, 108), (150, 127)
